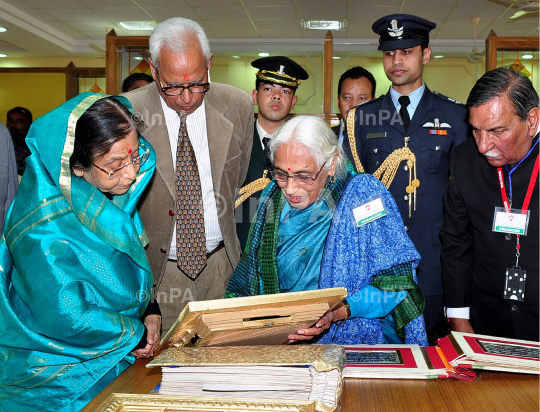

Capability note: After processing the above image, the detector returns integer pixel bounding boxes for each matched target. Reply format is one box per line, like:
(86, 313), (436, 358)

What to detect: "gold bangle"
(335, 300), (351, 327)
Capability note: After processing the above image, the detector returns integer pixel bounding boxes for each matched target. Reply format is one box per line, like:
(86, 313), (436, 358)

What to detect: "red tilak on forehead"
(128, 145), (133, 154)
(184, 74), (190, 81)
(288, 167), (291, 171)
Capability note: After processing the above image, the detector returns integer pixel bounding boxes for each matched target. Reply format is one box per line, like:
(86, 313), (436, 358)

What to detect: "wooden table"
(83, 357), (539, 412)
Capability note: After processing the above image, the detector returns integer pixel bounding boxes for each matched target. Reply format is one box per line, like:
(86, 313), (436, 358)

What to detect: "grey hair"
(149, 17), (211, 70)
(467, 66), (539, 122)
(269, 115), (347, 177)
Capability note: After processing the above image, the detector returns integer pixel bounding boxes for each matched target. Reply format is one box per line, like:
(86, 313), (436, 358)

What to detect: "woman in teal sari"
(0, 93), (157, 411)
(226, 115), (427, 346)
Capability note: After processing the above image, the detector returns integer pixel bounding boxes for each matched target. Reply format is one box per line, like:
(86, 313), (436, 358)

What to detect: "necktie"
(398, 95), (411, 133)
(175, 113), (206, 279)
(262, 135), (272, 169)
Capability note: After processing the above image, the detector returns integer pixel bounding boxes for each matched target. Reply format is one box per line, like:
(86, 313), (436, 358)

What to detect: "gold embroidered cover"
(148, 344), (345, 372)
(159, 287), (347, 350)
(147, 345), (345, 412)
(96, 393), (317, 412)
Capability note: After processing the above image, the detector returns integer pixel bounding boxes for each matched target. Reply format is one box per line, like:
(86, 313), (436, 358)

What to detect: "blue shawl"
(317, 174), (428, 345)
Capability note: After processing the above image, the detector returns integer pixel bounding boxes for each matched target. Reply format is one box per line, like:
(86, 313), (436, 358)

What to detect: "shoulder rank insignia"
(433, 91), (464, 105)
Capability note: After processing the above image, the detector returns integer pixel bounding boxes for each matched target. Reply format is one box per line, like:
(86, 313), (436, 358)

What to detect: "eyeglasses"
(155, 70), (210, 96)
(92, 142), (150, 180)
(270, 162), (326, 186)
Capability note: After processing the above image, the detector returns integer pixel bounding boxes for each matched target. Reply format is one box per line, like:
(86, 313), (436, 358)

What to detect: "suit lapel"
(140, 87), (176, 199)
(140, 87), (234, 204)
(380, 86), (435, 136)
(380, 92), (404, 134)
(408, 87), (435, 135)
(251, 125), (266, 168)
(206, 88), (233, 197)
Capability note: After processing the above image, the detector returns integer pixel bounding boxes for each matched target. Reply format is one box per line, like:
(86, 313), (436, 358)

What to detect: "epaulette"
(344, 95), (385, 173)
(432, 90), (464, 105)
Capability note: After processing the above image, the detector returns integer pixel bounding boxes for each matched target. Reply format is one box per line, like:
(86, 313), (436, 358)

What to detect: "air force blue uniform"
(341, 13), (470, 332)
(343, 85), (469, 330)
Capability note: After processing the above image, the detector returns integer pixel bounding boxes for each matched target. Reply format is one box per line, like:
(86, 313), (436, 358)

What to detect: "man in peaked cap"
(235, 56), (309, 249)
(342, 14), (469, 343)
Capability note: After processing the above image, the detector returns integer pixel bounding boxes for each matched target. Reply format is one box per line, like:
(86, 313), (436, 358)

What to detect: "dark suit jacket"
(440, 137), (539, 340)
(0, 122), (18, 234)
(331, 124), (340, 137)
(236, 123), (269, 249)
(125, 83), (254, 291)
(343, 86), (469, 328)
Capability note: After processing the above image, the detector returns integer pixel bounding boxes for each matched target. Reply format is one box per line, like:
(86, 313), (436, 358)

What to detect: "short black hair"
(467, 66), (539, 122)
(70, 97), (139, 172)
(7, 106), (33, 124)
(255, 79), (296, 95)
(337, 66), (376, 98)
(121, 73), (154, 93)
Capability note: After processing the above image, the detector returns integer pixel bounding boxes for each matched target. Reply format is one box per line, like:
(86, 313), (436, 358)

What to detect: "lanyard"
(503, 137), (540, 205)
(497, 153), (540, 266)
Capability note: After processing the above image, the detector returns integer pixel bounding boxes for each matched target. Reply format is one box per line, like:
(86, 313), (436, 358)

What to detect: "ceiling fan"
(500, 0), (540, 19)
(466, 17), (484, 62)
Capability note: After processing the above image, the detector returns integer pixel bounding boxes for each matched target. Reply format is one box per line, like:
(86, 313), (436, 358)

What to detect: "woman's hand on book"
(287, 305), (347, 343)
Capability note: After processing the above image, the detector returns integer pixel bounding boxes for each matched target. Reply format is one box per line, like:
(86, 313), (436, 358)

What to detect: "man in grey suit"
(125, 17), (254, 333)
(0, 121), (18, 234)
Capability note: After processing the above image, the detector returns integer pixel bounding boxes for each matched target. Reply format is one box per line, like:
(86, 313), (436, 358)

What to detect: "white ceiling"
(0, 0), (538, 61)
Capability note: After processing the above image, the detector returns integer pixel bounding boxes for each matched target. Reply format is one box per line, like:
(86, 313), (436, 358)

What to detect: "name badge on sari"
(492, 207), (530, 235)
(353, 197), (387, 227)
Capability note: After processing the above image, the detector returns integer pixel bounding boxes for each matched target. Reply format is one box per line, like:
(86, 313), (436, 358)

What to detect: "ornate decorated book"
(343, 344), (475, 380)
(159, 287), (347, 350)
(96, 394), (317, 412)
(438, 332), (540, 374)
(147, 344), (346, 412)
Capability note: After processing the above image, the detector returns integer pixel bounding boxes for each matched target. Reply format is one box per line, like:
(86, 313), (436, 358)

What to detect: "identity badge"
(492, 207), (530, 235)
(503, 267), (526, 302)
(353, 197), (387, 227)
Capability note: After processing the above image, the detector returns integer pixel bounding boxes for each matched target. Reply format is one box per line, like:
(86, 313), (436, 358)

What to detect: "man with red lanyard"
(440, 67), (539, 341)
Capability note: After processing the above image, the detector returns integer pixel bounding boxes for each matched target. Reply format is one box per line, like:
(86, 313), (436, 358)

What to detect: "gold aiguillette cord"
(372, 141), (420, 218)
(234, 170), (271, 209)
(345, 108), (419, 217)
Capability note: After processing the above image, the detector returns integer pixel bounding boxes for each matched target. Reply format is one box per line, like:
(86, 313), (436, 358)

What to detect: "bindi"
(288, 167), (291, 171)
(184, 74), (190, 81)
(128, 145), (133, 154)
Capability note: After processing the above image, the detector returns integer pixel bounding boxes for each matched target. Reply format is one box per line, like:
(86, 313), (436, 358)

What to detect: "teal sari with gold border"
(0, 93), (156, 411)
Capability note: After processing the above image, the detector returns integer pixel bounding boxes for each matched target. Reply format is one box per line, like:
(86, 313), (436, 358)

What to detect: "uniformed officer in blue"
(342, 14), (469, 341)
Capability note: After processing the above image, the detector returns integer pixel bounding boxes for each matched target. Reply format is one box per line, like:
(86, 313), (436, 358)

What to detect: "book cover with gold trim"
(95, 393), (317, 412)
(147, 345), (345, 412)
(438, 332), (540, 374)
(159, 287), (347, 350)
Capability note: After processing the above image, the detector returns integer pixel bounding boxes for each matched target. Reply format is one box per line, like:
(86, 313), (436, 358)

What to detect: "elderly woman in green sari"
(0, 93), (158, 412)
(226, 115), (427, 346)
